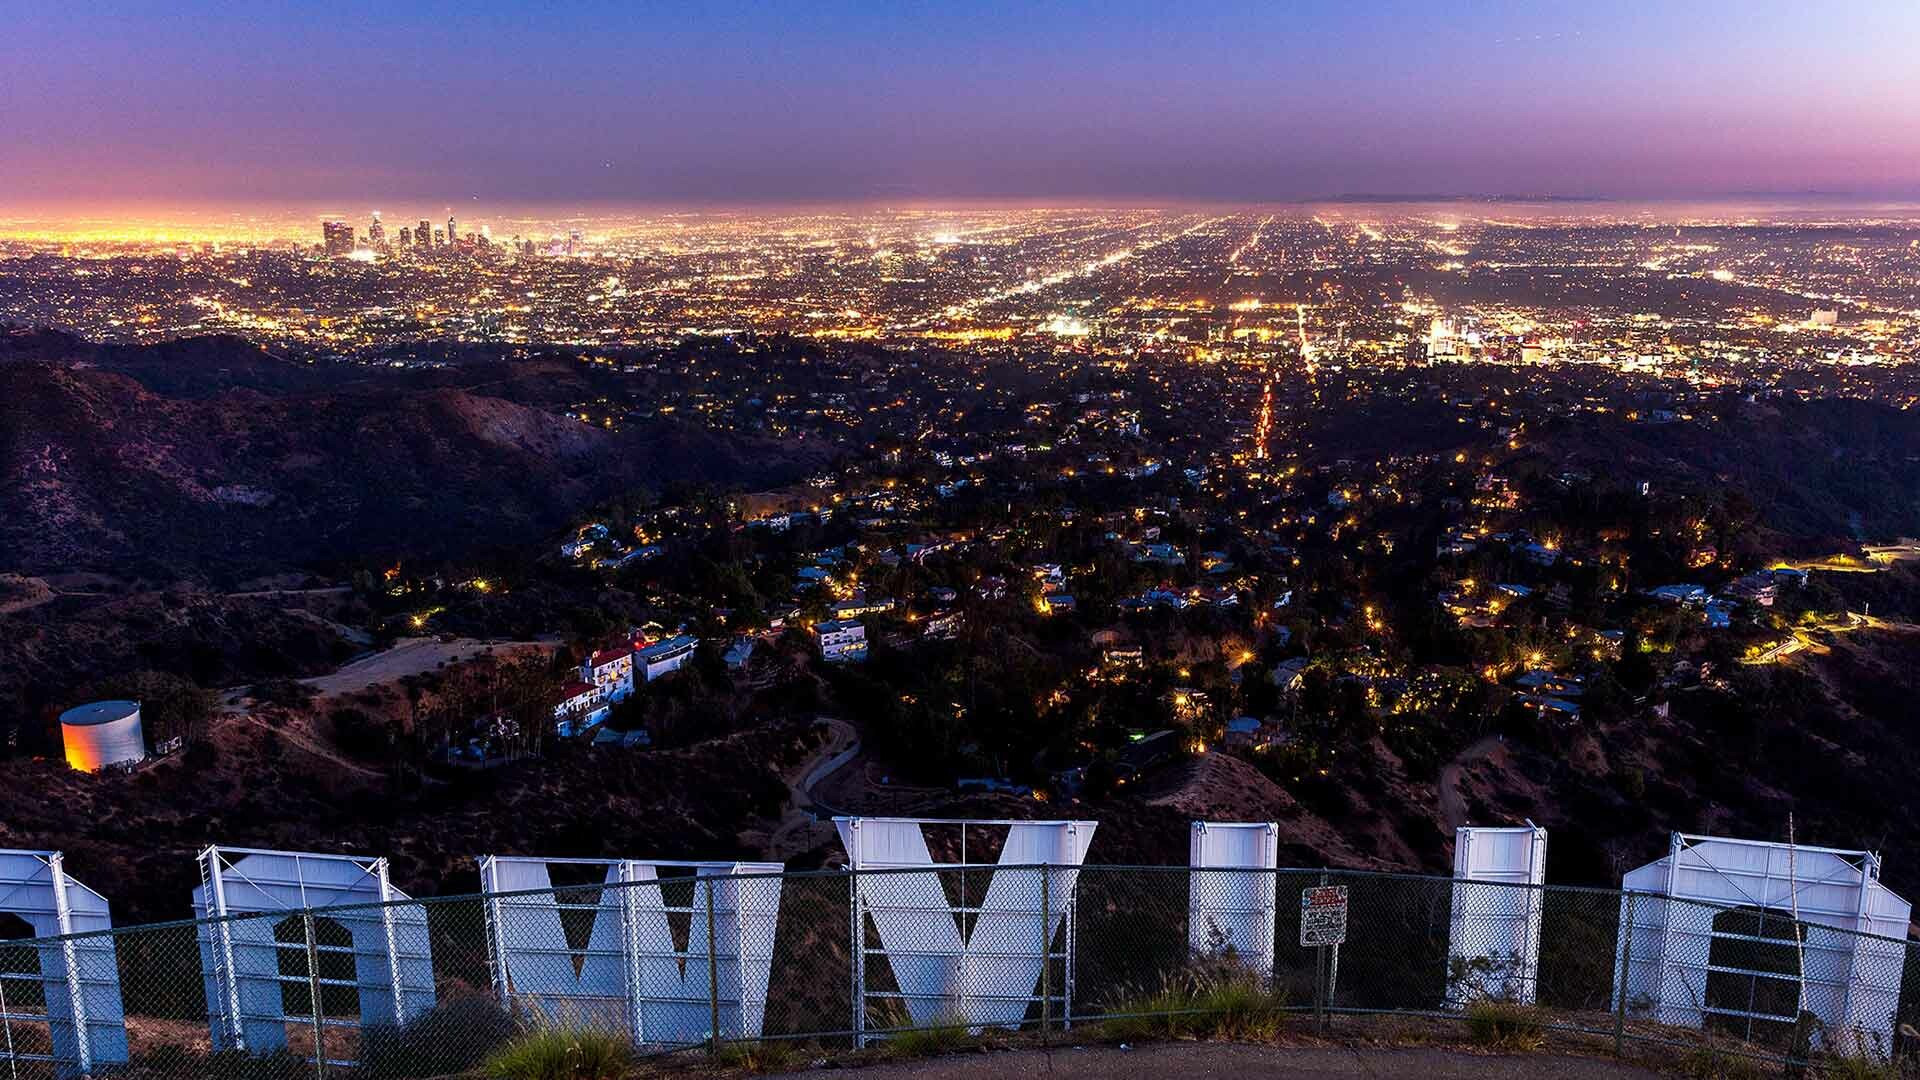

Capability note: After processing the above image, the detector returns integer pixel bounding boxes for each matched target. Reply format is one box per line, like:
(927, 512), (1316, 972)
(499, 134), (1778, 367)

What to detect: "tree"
(79, 670), (217, 746)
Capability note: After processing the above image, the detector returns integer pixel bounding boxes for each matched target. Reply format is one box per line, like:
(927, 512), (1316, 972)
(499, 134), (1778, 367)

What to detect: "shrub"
(250, 678), (316, 708)
(483, 1021), (633, 1080)
(1199, 977), (1288, 1041)
(884, 1017), (974, 1059)
(1101, 982), (1207, 1043)
(1463, 999), (1546, 1051)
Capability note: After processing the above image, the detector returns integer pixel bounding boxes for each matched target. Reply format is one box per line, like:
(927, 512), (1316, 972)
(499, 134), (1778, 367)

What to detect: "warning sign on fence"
(1300, 885), (1348, 947)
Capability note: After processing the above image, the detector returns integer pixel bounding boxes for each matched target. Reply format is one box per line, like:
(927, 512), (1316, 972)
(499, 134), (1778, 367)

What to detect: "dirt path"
(1438, 734), (1505, 831)
(752, 717), (859, 860)
(223, 584), (355, 600)
(297, 635), (556, 698)
(228, 710), (385, 779)
(798, 718), (860, 811)
(766, 1043), (1659, 1080)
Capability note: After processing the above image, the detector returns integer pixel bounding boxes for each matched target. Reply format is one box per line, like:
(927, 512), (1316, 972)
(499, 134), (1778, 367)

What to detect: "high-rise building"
(398, 226), (412, 248)
(418, 220), (433, 248)
(446, 216), (457, 248)
(433, 228), (445, 246)
(321, 219), (354, 257)
(368, 211), (385, 248)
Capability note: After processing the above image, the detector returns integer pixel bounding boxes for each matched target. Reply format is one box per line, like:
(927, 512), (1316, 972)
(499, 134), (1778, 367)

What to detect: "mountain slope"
(0, 336), (821, 579)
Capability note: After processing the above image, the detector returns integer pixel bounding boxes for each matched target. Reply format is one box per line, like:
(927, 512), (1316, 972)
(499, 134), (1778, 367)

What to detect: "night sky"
(6, 1), (1920, 207)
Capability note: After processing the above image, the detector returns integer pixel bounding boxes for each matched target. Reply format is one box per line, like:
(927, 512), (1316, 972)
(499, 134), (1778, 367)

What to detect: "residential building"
(815, 619), (868, 663)
(723, 638), (756, 671)
(552, 681), (609, 738)
(638, 634), (698, 682)
(583, 646), (635, 702)
(832, 592), (895, 620)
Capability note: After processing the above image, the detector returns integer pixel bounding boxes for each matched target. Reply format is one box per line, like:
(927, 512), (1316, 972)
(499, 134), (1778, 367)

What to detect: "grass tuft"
(1462, 999), (1546, 1052)
(482, 1020), (633, 1080)
(1100, 956), (1287, 1043)
(884, 1017), (976, 1059)
(1822, 1052), (1899, 1080)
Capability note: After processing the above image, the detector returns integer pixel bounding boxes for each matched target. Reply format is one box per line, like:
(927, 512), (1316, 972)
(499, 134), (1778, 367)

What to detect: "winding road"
(757, 716), (861, 859)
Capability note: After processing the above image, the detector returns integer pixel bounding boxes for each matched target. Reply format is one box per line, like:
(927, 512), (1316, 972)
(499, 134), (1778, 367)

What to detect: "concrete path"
(767, 1043), (1661, 1079)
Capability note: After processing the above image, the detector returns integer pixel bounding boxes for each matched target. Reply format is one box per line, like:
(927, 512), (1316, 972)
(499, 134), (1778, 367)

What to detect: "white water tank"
(60, 700), (147, 772)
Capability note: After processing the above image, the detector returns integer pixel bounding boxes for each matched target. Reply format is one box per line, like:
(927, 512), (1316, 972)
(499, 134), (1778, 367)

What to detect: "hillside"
(0, 333), (821, 580)
(1444, 626), (1920, 895)
(1517, 396), (1920, 550)
(0, 709), (814, 923)
(0, 587), (362, 731)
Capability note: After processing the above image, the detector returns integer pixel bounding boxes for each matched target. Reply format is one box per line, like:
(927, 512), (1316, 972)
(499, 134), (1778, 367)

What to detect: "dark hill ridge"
(1517, 397), (1920, 549)
(1, 325), (337, 397)
(0, 333), (822, 580)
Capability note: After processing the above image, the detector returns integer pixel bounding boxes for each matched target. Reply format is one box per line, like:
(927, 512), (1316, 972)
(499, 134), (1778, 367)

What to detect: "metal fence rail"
(2, 864), (1917, 1078)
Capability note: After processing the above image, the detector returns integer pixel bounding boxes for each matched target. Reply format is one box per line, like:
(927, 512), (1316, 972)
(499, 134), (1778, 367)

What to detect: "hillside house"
(552, 681), (610, 738)
(583, 646), (635, 702)
(815, 619), (868, 663)
(638, 635), (698, 682)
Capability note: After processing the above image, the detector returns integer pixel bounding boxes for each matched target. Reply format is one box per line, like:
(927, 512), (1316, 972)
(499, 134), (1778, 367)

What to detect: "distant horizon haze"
(11, 194), (1920, 245)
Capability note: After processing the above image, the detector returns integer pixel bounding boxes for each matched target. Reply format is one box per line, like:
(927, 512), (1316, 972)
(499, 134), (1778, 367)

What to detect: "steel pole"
(1615, 891), (1637, 1058)
(303, 912), (327, 1079)
(1039, 866), (1051, 1040)
(47, 854), (92, 1075)
(706, 878), (721, 1054)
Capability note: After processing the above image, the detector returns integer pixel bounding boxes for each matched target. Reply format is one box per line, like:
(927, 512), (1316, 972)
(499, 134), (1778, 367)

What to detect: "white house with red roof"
(552, 680), (609, 737)
(583, 645), (635, 702)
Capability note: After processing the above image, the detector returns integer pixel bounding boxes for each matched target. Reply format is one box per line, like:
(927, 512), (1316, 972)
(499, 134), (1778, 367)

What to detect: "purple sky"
(5, 1), (1920, 207)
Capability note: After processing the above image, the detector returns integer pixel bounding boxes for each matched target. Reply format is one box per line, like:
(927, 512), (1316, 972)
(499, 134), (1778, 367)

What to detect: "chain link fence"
(4, 864), (1918, 1078)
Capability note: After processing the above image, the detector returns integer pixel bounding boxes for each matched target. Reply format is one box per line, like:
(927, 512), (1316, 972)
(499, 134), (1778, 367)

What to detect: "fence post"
(706, 877), (722, 1055)
(618, 862), (646, 1049)
(1064, 863), (1078, 1031)
(303, 911), (327, 1079)
(850, 865), (864, 1048)
(1614, 891), (1637, 1058)
(478, 857), (513, 1012)
(1039, 865), (1052, 1041)
(202, 847), (248, 1052)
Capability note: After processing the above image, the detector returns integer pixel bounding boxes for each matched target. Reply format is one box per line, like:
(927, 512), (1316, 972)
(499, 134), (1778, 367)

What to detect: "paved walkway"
(768, 1043), (1661, 1079)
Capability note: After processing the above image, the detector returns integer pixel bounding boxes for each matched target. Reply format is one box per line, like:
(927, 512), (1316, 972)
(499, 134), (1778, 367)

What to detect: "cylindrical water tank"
(60, 700), (147, 772)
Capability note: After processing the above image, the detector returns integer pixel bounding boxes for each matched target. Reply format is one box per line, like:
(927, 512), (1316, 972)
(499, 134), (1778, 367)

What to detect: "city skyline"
(7, 1), (1920, 210)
